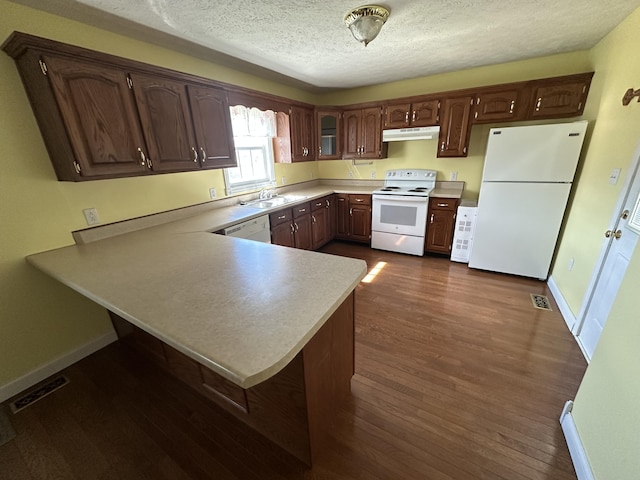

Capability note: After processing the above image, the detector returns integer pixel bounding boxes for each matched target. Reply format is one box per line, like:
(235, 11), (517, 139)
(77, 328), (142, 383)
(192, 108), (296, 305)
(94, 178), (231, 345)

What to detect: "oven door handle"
(373, 195), (429, 203)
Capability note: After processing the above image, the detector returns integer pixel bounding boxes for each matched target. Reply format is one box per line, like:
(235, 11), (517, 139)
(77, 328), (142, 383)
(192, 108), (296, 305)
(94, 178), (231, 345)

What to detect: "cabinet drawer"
(270, 208), (293, 226)
(293, 202), (311, 218)
(429, 198), (458, 211)
(349, 194), (371, 206)
(311, 197), (328, 211)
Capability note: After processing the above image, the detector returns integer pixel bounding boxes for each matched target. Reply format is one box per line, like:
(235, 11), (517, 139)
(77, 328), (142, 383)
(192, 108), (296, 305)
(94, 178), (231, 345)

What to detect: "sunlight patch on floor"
(362, 261), (387, 283)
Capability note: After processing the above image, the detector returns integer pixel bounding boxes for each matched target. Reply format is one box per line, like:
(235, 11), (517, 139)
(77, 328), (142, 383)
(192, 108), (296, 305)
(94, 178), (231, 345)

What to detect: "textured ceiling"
(8, 0), (640, 91)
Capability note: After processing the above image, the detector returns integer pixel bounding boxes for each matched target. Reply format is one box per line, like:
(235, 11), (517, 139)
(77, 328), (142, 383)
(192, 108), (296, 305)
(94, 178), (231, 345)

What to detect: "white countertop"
(26, 181), (463, 389)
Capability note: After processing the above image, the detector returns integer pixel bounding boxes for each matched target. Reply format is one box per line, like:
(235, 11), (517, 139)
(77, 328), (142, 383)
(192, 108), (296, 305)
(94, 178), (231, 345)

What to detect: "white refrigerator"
(468, 121), (588, 280)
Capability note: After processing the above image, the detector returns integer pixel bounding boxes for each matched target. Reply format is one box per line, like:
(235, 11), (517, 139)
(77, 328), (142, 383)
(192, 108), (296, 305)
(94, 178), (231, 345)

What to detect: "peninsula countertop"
(26, 180), (463, 389)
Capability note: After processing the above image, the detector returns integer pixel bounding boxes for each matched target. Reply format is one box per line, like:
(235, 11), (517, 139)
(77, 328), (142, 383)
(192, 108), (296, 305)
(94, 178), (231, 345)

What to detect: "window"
(224, 106), (276, 195)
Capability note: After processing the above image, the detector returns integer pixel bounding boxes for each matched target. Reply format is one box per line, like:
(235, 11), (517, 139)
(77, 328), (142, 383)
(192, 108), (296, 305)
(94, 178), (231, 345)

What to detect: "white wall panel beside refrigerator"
(468, 121), (588, 279)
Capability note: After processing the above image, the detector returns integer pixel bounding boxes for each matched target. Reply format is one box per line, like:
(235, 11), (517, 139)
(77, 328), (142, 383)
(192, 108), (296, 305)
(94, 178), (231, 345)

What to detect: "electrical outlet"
(370, 171), (376, 179)
(568, 258), (575, 271)
(209, 188), (216, 199)
(450, 171), (458, 181)
(83, 208), (100, 226)
(281, 176), (286, 185)
(348, 171), (354, 178)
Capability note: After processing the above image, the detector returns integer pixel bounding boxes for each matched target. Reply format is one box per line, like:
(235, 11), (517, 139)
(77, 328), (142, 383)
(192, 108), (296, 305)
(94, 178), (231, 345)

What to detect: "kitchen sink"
(241, 195), (307, 209)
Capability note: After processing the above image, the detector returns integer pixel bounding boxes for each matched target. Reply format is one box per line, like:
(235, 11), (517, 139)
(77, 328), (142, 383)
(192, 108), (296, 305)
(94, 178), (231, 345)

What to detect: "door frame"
(572, 138), (640, 352)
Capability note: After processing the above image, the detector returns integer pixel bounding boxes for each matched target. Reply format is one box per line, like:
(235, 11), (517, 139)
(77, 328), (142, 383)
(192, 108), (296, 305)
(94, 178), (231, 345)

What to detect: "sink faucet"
(259, 188), (275, 199)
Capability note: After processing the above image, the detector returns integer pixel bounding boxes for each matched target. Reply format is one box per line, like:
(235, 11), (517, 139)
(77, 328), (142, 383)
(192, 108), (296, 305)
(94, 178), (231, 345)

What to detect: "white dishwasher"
(223, 215), (271, 243)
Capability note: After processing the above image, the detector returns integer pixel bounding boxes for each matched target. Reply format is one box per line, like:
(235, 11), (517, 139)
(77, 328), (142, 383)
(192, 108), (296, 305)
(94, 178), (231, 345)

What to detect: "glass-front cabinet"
(316, 109), (342, 160)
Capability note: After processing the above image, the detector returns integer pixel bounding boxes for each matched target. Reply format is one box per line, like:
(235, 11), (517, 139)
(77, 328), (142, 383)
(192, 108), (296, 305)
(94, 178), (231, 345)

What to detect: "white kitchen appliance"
(450, 200), (478, 263)
(371, 169), (437, 256)
(223, 215), (271, 243)
(468, 121), (588, 279)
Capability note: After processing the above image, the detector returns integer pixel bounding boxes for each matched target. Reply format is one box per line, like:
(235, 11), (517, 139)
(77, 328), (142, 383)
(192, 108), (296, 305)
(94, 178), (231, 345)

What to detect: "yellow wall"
(560, 7), (640, 479)
(0, 0), (316, 386)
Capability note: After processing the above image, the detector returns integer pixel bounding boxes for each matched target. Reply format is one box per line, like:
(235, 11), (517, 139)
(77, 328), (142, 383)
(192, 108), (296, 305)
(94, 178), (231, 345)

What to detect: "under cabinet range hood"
(382, 126), (440, 142)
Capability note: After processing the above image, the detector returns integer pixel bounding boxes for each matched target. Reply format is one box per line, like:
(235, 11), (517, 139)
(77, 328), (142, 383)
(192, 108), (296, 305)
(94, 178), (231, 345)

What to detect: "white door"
(575, 148), (640, 360)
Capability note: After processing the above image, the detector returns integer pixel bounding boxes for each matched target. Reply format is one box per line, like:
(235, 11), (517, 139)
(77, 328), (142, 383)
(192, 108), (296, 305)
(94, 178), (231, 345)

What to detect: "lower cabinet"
(310, 195), (336, 249)
(336, 193), (372, 244)
(108, 291), (355, 466)
(270, 202), (313, 249)
(425, 197), (459, 254)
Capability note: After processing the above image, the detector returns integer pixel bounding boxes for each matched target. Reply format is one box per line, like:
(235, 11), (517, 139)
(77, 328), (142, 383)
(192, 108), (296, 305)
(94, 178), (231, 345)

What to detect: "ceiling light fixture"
(344, 5), (390, 47)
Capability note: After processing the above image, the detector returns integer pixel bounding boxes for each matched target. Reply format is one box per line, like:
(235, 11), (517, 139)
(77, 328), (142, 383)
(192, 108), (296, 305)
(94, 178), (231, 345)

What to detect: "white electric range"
(371, 169), (437, 256)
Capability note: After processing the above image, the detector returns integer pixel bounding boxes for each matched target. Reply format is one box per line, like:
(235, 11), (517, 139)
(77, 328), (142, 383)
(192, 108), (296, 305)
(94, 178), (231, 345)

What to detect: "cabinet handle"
(290, 223), (295, 233)
(509, 100), (515, 114)
(326, 199), (330, 208)
(73, 160), (81, 174)
(349, 208), (353, 216)
(412, 111), (416, 122)
(437, 203), (449, 207)
(312, 215), (316, 223)
(278, 215), (286, 220)
(294, 222), (299, 232)
(137, 147), (147, 166)
(535, 97), (542, 111)
(430, 213), (434, 223)
(298, 208), (306, 213)
(315, 202), (323, 207)
(355, 198), (364, 202)
(405, 112), (409, 123)
(191, 147), (198, 163)
(200, 147), (207, 162)
(440, 141), (445, 151)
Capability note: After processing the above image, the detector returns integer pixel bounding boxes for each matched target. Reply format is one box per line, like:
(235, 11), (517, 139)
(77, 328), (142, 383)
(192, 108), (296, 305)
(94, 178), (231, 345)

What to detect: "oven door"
(372, 194), (429, 236)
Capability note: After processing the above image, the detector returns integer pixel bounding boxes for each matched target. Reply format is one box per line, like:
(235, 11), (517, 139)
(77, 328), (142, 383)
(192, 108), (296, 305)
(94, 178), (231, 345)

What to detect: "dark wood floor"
(1, 241), (587, 479)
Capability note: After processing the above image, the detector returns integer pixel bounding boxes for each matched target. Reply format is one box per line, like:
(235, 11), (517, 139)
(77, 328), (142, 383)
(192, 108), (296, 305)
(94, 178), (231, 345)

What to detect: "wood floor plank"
(0, 241), (587, 479)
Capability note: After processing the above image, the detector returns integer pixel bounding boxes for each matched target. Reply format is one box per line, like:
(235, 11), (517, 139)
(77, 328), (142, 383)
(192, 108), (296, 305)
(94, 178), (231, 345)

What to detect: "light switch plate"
(609, 168), (621, 185)
(209, 188), (216, 199)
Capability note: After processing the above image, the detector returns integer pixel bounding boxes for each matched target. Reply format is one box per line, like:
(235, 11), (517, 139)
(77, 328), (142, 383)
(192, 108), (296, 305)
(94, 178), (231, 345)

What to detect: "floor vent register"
(530, 294), (552, 311)
(9, 375), (70, 413)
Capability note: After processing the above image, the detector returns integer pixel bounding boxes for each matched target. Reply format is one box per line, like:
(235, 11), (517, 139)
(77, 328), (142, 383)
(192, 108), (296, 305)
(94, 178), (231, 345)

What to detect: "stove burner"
(408, 188), (429, 192)
(380, 186), (400, 191)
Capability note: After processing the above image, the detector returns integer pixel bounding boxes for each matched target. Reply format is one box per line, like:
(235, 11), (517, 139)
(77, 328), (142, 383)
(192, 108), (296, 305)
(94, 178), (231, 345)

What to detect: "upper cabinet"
(384, 99), (439, 128)
(40, 55), (150, 179)
(438, 96), (474, 157)
(289, 105), (314, 162)
(529, 74), (592, 119)
(472, 89), (524, 123)
(343, 107), (387, 160)
(187, 85), (236, 169)
(2, 32), (237, 181)
(316, 109), (342, 160)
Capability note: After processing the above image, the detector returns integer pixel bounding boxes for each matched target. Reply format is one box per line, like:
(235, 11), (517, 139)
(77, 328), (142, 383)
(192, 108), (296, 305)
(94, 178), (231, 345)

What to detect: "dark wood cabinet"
(290, 105), (314, 161)
(25, 54), (150, 179)
(384, 99), (439, 128)
(293, 203), (313, 250)
(425, 197), (459, 255)
(316, 109), (342, 160)
(343, 107), (387, 160)
(269, 203), (313, 249)
(310, 195), (335, 249)
(129, 73), (198, 173)
(529, 75), (591, 119)
(335, 194), (371, 244)
(438, 96), (474, 158)
(187, 85), (237, 169)
(473, 89), (524, 123)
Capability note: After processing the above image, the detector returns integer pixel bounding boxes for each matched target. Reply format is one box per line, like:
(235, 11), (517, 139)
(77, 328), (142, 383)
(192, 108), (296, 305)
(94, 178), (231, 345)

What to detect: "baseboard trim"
(0, 330), (117, 403)
(547, 275), (577, 332)
(560, 400), (595, 480)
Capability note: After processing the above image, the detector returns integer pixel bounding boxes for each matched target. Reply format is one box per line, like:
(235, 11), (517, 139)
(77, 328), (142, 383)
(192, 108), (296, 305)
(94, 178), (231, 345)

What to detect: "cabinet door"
(350, 204), (371, 243)
(316, 110), (342, 160)
(342, 109), (361, 159)
(294, 213), (313, 250)
(360, 107), (383, 159)
(425, 198), (458, 254)
(290, 106), (314, 162)
(530, 80), (590, 119)
(187, 85), (237, 169)
(438, 96), (474, 158)
(335, 194), (350, 239)
(384, 102), (411, 128)
(130, 73), (198, 172)
(473, 89), (522, 123)
(311, 206), (328, 249)
(271, 221), (295, 247)
(43, 55), (149, 178)
(411, 99), (440, 126)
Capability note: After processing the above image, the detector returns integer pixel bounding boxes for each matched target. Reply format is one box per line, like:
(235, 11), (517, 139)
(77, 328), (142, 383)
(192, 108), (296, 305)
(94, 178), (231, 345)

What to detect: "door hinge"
(126, 75), (133, 89)
(73, 160), (81, 174)
(38, 59), (48, 76)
